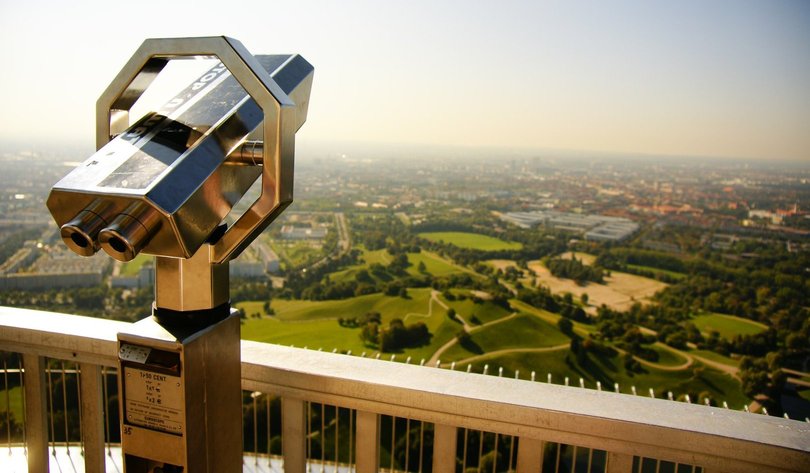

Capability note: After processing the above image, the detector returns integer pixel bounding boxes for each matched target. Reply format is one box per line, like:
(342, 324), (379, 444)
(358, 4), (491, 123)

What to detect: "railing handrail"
(2, 306), (808, 473)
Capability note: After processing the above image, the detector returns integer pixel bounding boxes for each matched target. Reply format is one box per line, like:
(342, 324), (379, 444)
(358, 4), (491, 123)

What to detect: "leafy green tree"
(557, 317), (573, 335)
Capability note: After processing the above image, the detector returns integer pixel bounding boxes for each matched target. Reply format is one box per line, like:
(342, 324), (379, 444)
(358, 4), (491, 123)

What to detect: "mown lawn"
(510, 299), (597, 335)
(239, 288), (449, 354)
(444, 295), (512, 325)
(689, 349), (740, 367)
(330, 248), (461, 283)
(442, 313), (569, 361)
(648, 343), (690, 367)
(241, 317), (369, 353)
(418, 232), (523, 251)
(406, 252), (463, 277)
(692, 313), (768, 340)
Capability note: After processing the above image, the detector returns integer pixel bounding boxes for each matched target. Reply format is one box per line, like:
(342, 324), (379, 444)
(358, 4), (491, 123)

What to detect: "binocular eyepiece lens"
(98, 203), (161, 262)
(59, 200), (161, 261)
(59, 201), (113, 257)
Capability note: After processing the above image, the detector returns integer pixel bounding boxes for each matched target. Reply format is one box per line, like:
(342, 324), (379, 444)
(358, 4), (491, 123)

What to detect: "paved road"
(305, 212), (351, 272)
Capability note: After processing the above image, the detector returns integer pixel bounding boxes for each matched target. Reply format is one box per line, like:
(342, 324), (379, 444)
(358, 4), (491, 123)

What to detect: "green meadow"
(329, 248), (465, 284)
(692, 313), (768, 340)
(442, 313), (569, 361)
(689, 349), (740, 367)
(418, 232), (523, 251)
(648, 343), (690, 367)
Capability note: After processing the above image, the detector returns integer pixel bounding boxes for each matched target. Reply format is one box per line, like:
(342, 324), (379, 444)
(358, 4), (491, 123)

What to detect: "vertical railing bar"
(4, 359), (10, 452)
(349, 408), (354, 471)
(355, 411), (380, 473)
(492, 433), (499, 473)
(77, 363), (84, 457)
(61, 361), (71, 455)
(307, 401), (312, 470)
(405, 417), (411, 473)
(390, 415), (396, 472)
(508, 435), (515, 473)
(266, 394), (271, 460)
(516, 437), (543, 473)
(321, 403), (326, 472)
(334, 404), (339, 470)
(587, 448), (593, 473)
(282, 397), (307, 473)
(477, 431), (485, 472)
(462, 428), (469, 473)
(418, 421), (424, 473)
(47, 362), (56, 456)
(23, 354), (49, 472)
(254, 392), (259, 465)
(102, 367), (111, 458)
(554, 442), (561, 473)
(19, 356), (27, 456)
(431, 424), (457, 473)
(79, 363), (105, 473)
(606, 452), (634, 473)
(571, 445), (577, 473)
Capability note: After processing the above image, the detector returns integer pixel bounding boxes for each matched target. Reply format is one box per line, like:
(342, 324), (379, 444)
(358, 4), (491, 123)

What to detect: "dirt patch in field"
(486, 259), (518, 271)
(470, 290), (493, 300)
(558, 252), (597, 265)
(527, 260), (667, 314)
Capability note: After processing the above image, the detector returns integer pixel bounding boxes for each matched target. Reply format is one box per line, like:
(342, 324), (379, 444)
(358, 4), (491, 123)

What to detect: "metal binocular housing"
(47, 37), (313, 265)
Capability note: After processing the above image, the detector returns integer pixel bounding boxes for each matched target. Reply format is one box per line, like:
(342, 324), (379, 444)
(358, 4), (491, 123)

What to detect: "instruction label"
(124, 367), (184, 435)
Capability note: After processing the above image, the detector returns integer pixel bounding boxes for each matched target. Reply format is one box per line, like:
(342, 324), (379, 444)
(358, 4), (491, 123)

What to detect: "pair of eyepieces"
(60, 200), (160, 262)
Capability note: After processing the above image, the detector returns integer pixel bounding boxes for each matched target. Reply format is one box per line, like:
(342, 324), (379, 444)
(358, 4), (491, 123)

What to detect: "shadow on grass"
(459, 335), (484, 355)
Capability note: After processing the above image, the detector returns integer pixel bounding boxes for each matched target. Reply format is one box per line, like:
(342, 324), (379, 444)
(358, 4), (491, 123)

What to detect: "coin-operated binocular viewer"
(46, 37), (313, 472)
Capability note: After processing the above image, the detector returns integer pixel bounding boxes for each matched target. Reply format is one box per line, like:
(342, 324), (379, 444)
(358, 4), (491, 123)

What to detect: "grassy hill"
(692, 313), (768, 340)
(458, 351), (749, 408)
(442, 313), (569, 361)
(329, 248), (466, 284)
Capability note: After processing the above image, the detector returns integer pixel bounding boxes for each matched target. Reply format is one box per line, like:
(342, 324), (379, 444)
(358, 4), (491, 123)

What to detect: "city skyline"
(1, 0), (808, 161)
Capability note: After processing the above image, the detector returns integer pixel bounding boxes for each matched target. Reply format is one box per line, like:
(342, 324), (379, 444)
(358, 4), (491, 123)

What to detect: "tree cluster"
(355, 313), (432, 352)
(546, 256), (604, 284)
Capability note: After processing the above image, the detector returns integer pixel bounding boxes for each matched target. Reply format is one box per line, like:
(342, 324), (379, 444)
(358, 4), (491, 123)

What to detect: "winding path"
(441, 345), (570, 368)
(427, 312), (520, 365)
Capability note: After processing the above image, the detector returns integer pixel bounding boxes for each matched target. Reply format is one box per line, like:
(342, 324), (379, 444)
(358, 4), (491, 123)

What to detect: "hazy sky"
(1, 0), (808, 161)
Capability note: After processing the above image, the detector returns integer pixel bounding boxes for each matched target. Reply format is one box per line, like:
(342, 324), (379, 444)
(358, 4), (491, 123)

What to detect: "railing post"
(79, 363), (105, 473)
(607, 451), (634, 473)
(356, 410), (379, 473)
(432, 423), (458, 473)
(282, 397), (307, 473)
(23, 354), (49, 473)
(516, 437), (544, 473)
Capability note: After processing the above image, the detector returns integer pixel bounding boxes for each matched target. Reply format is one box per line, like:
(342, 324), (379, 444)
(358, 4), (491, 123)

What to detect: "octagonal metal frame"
(96, 36), (297, 263)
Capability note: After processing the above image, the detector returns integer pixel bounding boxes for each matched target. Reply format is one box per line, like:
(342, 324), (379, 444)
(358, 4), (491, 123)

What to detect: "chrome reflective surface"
(47, 36), (313, 262)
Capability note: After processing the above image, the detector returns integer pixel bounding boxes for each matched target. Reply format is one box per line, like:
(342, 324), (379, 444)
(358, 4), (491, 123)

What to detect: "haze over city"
(1, 0), (808, 161)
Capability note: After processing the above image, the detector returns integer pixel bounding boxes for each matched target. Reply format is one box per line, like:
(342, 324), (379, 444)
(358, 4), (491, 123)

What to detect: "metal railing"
(1, 306), (808, 473)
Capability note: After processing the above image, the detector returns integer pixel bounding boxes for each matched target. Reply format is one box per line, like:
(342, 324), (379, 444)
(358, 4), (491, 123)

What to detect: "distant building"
(584, 221), (640, 242)
(280, 225), (328, 240)
(0, 272), (102, 290)
(256, 244), (281, 274)
(500, 210), (639, 242)
(230, 261), (265, 278)
(111, 265), (154, 289)
(0, 243), (39, 274)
